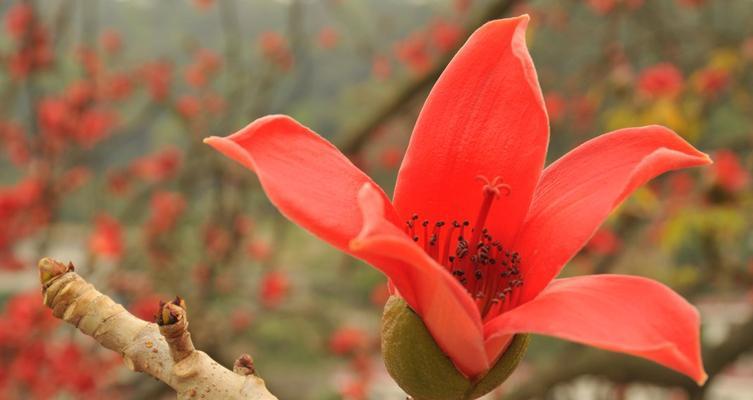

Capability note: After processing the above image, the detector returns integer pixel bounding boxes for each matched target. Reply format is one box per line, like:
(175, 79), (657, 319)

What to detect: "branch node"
(38, 257), (74, 288)
(157, 297), (195, 363)
(233, 354), (256, 376)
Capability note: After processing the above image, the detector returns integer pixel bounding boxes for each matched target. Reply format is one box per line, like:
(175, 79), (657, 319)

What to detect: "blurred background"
(0, 0), (752, 399)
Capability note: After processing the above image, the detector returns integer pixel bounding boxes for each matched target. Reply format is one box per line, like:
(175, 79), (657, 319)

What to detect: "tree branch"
(38, 258), (278, 400)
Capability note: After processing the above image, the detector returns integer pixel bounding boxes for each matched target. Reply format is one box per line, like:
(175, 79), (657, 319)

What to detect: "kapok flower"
(205, 15), (709, 398)
(638, 62), (684, 99)
(88, 214), (123, 260)
(259, 270), (290, 309)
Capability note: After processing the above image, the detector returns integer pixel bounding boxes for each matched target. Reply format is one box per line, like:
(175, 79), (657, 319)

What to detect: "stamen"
(403, 176), (523, 320)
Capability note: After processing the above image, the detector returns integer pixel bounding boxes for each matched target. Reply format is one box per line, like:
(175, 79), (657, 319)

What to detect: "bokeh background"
(1, 0), (752, 399)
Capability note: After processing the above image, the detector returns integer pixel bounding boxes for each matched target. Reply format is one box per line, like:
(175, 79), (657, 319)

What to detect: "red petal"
(393, 15), (548, 244)
(484, 275), (707, 384)
(515, 125), (711, 301)
(204, 115), (398, 254)
(351, 183), (489, 378)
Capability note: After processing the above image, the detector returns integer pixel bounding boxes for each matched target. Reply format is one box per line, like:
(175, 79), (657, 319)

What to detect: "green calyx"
(381, 296), (530, 400)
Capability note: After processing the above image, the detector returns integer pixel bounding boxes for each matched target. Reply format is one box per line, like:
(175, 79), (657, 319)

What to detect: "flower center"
(404, 176), (523, 319)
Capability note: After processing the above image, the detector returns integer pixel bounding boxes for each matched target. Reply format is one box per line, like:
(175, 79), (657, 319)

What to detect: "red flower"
(317, 26), (339, 49)
(230, 308), (254, 332)
(129, 294), (163, 322)
(379, 146), (403, 169)
(206, 16), (709, 382)
(369, 282), (390, 307)
(146, 191), (186, 235)
(140, 61), (173, 102)
(543, 92), (566, 123)
(329, 326), (370, 355)
(258, 32), (294, 71)
(694, 67), (729, 99)
(4, 3), (34, 40)
(709, 149), (748, 193)
(193, 0), (215, 10)
(638, 63), (684, 99)
(394, 32), (431, 75)
(88, 214), (124, 260)
(100, 29), (122, 54)
(259, 270), (290, 309)
(246, 239), (271, 261)
(176, 95), (202, 119)
(430, 19), (461, 53)
(129, 147), (183, 182)
(585, 227), (621, 255)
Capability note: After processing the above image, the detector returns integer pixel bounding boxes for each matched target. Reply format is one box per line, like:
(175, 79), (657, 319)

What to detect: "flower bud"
(381, 296), (529, 400)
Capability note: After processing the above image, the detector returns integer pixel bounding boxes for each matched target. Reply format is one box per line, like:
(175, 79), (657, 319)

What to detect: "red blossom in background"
(0, 177), (48, 270)
(585, 227), (622, 255)
(329, 326), (370, 356)
(4, 3), (34, 40)
(394, 32), (431, 75)
(100, 29), (123, 54)
(259, 32), (294, 71)
(145, 191), (187, 236)
(4, 4), (53, 80)
(694, 67), (730, 98)
(176, 95), (202, 119)
(638, 62), (684, 99)
(668, 171), (695, 199)
(140, 60), (173, 102)
(203, 224), (232, 259)
(378, 146), (403, 169)
(129, 294), (163, 322)
(206, 16), (709, 382)
(193, 0), (215, 10)
(0, 292), (119, 399)
(369, 283), (390, 307)
(259, 270), (290, 309)
(543, 92), (566, 123)
(230, 308), (254, 332)
(709, 150), (749, 193)
(430, 19), (462, 53)
(570, 94), (596, 132)
(88, 214), (124, 261)
(102, 72), (133, 101)
(317, 26), (339, 49)
(0, 121), (30, 166)
(247, 239), (271, 261)
(129, 147), (183, 182)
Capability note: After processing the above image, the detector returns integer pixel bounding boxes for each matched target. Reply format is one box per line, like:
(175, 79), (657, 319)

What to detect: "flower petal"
(484, 275), (706, 384)
(351, 183), (489, 378)
(204, 115), (398, 254)
(515, 125), (711, 301)
(393, 15), (549, 245)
